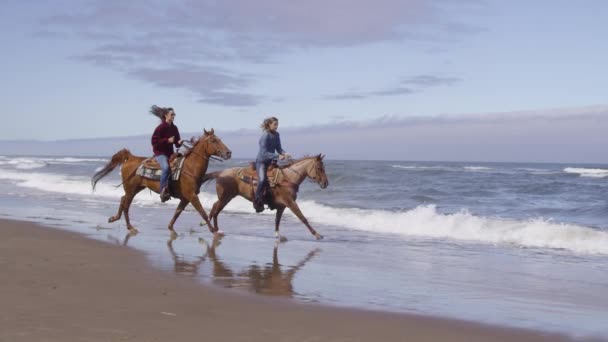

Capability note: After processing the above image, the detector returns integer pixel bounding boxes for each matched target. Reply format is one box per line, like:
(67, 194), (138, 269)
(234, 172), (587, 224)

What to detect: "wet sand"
(1, 219), (581, 342)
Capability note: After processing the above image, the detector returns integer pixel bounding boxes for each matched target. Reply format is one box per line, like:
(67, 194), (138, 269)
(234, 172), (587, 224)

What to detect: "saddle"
(136, 154), (186, 181)
(237, 162), (281, 187)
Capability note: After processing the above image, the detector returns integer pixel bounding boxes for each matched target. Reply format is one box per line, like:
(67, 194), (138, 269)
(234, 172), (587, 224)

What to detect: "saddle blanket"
(237, 165), (280, 187)
(136, 157), (185, 181)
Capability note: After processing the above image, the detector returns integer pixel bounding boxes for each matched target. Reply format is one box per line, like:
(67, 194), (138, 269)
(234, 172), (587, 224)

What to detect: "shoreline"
(0, 218), (584, 341)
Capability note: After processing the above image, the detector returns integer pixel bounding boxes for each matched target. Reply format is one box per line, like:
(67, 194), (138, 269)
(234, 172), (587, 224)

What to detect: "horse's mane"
(191, 130), (216, 149)
(283, 154), (320, 167)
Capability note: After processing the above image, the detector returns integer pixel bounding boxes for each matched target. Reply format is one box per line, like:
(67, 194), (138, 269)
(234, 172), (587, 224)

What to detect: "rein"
(186, 139), (224, 162)
(181, 139), (213, 182)
(283, 160), (318, 185)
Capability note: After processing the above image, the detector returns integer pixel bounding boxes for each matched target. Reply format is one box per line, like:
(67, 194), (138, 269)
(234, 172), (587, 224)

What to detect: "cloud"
(293, 105), (608, 131)
(128, 65), (261, 107)
(400, 75), (461, 87)
(44, 1), (483, 47)
(35, 0), (483, 106)
(324, 74), (460, 100)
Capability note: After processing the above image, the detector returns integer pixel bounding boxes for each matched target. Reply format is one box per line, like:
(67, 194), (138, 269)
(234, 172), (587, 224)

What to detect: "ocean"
(1, 154), (607, 338)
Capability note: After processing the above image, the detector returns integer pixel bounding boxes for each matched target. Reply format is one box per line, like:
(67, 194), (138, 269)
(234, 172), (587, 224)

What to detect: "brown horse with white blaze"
(91, 129), (231, 236)
(201, 154), (329, 240)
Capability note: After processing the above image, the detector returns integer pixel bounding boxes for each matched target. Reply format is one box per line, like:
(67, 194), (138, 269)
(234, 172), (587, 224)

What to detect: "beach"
(2, 156), (608, 339)
(1, 218), (583, 341)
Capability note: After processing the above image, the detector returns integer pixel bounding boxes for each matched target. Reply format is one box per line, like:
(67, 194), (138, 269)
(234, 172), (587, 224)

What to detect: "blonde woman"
(254, 116), (290, 212)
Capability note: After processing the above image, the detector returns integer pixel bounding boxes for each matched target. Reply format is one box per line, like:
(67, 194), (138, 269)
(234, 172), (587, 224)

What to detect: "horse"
(201, 154), (329, 240)
(91, 129), (231, 237)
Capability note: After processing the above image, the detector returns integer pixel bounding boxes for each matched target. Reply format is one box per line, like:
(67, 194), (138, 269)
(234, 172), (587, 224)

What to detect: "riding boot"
(265, 188), (275, 210)
(160, 187), (171, 202)
(253, 198), (264, 213)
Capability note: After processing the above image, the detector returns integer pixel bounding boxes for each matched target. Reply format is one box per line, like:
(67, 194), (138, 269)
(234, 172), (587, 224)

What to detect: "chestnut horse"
(91, 129), (231, 236)
(201, 154), (328, 240)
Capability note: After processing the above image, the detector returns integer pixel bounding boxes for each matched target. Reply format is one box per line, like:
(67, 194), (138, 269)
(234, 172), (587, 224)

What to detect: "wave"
(0, 156), (108, 166)
(391, 165), (457, 172)
(392, 165), (494, 172)
(463, 166), (493, 171)
(287, 203), (608, 255)
(215, 198), (608, 255)
(0, 158), (48, 169)
(563, 167), (608, 178)
(2, 169), (608, 255)
(40, 157), (109, 163)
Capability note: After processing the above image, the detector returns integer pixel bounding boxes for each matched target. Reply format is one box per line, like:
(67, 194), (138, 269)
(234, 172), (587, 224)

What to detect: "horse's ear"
(320, 154), (325, 160)
(316, 153), (322, 160)
(203, 128), (209, 135)
(210, 128), (214, 135)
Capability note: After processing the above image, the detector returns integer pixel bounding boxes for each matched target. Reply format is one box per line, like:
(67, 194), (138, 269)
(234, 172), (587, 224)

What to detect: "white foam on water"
(0, 158), (48, 169)
(43, 157), (109, 163)
(463, 166), (493, 171)
(212, 195), (608, 255)
(391, 165), (456, 171)
(563, 167), (608, 178)
(0, 156), (108, 167)
(392, 165), (494, 172)
(2, 169), (608, 255)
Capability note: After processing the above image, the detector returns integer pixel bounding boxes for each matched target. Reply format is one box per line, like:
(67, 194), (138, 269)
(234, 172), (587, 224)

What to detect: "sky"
(1, 0), (607, 162)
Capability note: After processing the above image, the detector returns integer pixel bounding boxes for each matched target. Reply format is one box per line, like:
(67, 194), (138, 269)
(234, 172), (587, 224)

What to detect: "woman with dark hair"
(254, 116), (290, 212)
(150, 105), (183, 202)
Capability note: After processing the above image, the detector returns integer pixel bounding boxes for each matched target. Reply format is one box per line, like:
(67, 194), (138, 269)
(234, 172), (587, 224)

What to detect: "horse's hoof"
(315, 233), (324, 240)
(214, 230), (225, 238)
(128, 230), (138, 237)
(199, 221), (207, 227)
(169, 230), (178, 239)
(277, 235), (288, 243)
(108, 217), (117, 223)
(128, 227), (138, 233)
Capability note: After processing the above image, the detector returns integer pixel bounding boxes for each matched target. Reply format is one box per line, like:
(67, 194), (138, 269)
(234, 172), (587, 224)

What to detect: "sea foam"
(563, 167), (608, 178)
(2, 169), (607, 255)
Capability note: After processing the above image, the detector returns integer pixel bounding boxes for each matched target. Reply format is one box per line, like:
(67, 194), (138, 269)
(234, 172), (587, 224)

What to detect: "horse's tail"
(201, 171), (221, 184)
(91, 149), (132, 191)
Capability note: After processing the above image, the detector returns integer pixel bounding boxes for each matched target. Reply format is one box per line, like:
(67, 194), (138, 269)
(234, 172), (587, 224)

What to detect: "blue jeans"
(155, 154), (170, 193)
(255, 160), (271, 202)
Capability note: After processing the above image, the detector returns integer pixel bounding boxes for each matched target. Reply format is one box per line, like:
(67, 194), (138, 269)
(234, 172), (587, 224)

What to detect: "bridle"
(186, 138), (224, 162)
(284, 159), (321, 184)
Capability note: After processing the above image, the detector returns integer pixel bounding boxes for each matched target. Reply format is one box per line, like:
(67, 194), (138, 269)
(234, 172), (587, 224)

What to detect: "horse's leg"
(209, 201), (220, 230)
(188, 194), (220, 236)
(274, 206), (288, 242)
(108, 195), (126, 223)
(210, 193), (235, 232)
(285, 199), (323, 240)
(167, 199), (190, 236)
(123, 187), (144, 232)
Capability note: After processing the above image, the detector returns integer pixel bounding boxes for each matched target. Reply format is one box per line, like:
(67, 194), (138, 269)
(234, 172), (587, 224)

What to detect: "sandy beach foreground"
(0, 219), (582, 342)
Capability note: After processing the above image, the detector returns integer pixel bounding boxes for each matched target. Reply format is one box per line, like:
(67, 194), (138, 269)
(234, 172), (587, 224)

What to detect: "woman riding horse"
(255, 116), (290, 212)
(150, 105), (183, 202)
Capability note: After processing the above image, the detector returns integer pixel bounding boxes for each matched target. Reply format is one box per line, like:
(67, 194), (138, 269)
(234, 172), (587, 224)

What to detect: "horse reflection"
(106, 230), (138, 246)
(167, 237), (209, 276)
(167, 237), (320, 298)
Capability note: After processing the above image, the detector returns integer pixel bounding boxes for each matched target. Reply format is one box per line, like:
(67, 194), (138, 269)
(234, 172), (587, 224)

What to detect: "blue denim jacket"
(256, 131), (284, 162)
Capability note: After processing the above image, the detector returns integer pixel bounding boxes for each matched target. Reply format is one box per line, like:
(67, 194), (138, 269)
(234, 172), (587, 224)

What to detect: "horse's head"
(200, 128), (232, 160)
(307, 154), (328, 189)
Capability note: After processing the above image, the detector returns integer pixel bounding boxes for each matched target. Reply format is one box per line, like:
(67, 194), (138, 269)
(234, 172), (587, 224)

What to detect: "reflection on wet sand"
(167, 237), (208, 277)
(168, 237), (321, 298)
(106, 230), (138, 246)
